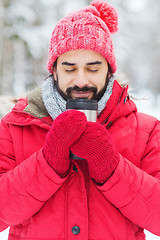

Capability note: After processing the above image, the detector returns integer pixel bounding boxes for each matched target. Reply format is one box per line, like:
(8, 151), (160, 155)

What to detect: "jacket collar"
(98, 80), (137, 127)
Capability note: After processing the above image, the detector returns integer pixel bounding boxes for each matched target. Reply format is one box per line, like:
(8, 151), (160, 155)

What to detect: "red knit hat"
(47, 0), (118, 74)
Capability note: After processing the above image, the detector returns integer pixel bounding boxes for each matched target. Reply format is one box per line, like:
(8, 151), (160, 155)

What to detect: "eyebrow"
(86, 61), (102, 66)
(62, 62), (75, 66)
(62, 61), (102, 66)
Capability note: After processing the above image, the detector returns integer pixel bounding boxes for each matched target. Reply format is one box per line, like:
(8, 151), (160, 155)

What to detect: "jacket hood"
(3, 88), (52, 127)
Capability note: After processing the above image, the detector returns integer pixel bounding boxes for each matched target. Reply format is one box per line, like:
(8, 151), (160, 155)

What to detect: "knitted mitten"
(43, 110), (87, 177)
(71, 122), (119, 184)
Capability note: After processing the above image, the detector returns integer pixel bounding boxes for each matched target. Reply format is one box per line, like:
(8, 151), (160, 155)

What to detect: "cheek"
(93, 75), (106, 91)
(58, 74), (72, 91)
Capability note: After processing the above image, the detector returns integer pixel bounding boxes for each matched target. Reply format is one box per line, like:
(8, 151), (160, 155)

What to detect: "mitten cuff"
(93, 152), (120, 185)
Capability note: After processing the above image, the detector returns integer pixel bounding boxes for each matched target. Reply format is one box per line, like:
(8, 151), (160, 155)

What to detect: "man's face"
(53, 49), (111, 101)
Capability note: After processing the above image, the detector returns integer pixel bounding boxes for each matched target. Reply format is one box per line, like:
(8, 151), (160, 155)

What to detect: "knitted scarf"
(42, 76), (115, 120)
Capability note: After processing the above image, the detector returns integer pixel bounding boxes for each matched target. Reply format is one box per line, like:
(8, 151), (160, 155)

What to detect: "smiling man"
(0, 1), (160, 240)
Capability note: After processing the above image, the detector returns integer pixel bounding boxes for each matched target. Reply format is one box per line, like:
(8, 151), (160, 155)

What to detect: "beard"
(54, 74), (110, 102)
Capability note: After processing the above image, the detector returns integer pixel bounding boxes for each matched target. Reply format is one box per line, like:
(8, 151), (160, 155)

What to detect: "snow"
(134, 88), (160, 120)
(0, 229), (9, 240)
(127, 0), (147, 12)
(145, 231), (160, 240)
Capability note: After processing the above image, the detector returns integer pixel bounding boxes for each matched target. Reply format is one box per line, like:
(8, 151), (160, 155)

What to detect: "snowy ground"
(0, 89), (160, 239)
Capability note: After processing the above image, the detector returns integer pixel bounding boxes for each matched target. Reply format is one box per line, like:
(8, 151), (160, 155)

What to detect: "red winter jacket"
(0, 81), (160, 240)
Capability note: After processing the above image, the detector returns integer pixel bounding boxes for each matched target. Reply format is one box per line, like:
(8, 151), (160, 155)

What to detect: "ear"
(108, 71), (112, 80)
(107, 64), (112, 79)
(53, 68), (57, 81)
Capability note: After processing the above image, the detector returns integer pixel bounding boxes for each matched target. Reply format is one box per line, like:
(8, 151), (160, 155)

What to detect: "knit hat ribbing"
(47, 0), (118, 74)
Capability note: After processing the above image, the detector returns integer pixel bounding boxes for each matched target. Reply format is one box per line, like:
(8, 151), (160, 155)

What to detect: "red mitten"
(71, 122), (119, 184)
(43, 110), (87, 177)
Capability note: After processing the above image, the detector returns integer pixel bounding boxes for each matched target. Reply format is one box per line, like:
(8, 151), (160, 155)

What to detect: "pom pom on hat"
(91, 0), (118, 34)
(47, 0), (119, 74)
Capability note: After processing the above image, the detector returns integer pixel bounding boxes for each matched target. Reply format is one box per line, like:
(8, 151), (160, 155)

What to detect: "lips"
(71, 90), (93, 99)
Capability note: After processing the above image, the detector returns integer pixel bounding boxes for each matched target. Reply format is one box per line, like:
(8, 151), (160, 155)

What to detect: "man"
(0, 0), (160, 239)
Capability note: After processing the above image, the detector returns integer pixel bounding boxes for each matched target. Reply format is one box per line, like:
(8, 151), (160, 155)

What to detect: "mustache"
(66, 86), (97, 95)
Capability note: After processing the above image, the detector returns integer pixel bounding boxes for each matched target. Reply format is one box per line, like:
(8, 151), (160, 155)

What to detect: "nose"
(73, 69), (89, 88)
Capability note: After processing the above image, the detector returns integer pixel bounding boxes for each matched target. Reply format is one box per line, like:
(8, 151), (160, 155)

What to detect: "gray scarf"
(42, 76), (115, 120)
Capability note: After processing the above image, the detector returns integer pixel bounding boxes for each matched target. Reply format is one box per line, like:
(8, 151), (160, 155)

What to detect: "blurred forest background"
(0, 0), (160, 99)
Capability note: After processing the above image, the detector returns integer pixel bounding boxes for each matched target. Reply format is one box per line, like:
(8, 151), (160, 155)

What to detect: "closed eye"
(65, 69), (76, 72)
(87, 69), (98, 72)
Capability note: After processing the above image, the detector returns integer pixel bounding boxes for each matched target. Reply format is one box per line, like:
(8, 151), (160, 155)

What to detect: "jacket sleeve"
(0, 118), (66, 231)
(97, 121), (160, 236)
